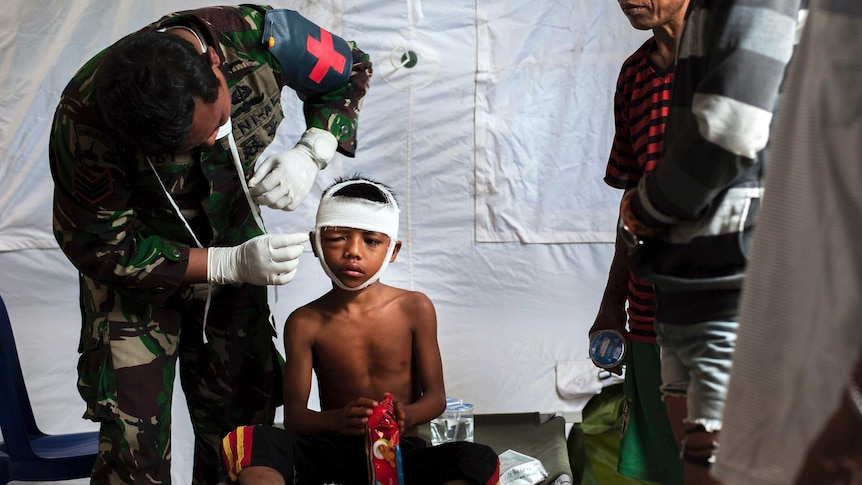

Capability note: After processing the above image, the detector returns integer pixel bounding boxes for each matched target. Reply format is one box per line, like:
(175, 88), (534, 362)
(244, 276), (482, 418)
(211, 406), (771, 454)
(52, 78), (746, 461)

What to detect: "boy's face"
(318, 226), (401, 289)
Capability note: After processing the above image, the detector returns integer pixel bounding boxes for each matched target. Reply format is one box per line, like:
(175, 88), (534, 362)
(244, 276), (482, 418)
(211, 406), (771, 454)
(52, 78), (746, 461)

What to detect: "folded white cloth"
(555, 359), (624, 409)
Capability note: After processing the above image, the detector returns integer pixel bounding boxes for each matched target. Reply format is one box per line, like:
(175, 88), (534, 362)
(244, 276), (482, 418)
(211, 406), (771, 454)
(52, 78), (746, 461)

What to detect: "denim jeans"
(654, 320), (738, 432)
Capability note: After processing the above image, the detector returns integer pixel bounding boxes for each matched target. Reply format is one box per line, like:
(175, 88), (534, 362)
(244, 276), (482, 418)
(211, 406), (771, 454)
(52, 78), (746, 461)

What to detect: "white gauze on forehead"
(315, 195), (399, 239)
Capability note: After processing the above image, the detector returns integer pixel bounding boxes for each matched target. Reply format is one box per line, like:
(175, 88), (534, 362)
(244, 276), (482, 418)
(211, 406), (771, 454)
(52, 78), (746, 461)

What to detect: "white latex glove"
(207, 233), (309, 286)
(248, 127), (338, 211)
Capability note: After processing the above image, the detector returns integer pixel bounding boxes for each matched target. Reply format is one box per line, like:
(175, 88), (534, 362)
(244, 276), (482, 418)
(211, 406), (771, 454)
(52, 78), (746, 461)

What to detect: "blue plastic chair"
(0, 293), (99, 484)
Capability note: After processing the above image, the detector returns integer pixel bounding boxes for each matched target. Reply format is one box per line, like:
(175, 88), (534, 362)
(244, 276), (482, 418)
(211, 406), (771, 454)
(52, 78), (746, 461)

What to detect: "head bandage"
(313, 180), (400, 291)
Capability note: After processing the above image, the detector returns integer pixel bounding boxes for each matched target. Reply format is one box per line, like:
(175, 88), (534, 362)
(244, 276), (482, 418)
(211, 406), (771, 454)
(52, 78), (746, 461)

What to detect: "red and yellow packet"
(366, 393), (404, 485)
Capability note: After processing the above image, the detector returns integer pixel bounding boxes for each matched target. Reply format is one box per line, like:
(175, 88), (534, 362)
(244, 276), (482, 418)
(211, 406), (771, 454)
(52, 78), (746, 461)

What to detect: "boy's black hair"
(96, 31), (221, 156)
(328, 174), (399, 206)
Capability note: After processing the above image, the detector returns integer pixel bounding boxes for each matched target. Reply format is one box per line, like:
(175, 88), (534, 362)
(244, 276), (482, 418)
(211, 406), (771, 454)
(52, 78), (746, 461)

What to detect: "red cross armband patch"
(263, 9), (351, 94)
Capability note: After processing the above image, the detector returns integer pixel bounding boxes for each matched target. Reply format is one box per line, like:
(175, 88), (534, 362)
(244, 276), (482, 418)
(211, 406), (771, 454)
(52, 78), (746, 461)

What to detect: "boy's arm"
(281, 308), (375, 436)
(397, 292), (447, 431)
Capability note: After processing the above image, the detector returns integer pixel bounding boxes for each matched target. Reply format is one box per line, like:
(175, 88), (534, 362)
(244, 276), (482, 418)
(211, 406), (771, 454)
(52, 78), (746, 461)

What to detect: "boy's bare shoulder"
(384, 285), (436, 313)
(285, 294), (331, 326)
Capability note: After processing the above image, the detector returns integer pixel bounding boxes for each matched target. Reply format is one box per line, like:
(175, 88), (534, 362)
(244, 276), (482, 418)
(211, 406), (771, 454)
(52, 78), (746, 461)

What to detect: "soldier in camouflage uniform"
(48, 5), (372, 484)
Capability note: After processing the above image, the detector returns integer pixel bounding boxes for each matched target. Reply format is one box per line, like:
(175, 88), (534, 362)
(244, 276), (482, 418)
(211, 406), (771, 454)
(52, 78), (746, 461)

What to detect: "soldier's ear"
(205, 46), (220, 66)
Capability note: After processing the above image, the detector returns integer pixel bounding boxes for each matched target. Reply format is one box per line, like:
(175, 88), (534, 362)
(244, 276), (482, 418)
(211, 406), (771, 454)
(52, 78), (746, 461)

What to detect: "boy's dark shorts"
(222, 424), (500, 484)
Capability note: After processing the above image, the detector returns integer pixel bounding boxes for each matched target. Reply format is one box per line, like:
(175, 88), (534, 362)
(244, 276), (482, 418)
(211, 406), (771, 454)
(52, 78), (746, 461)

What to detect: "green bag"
(567, 384), (661, 485)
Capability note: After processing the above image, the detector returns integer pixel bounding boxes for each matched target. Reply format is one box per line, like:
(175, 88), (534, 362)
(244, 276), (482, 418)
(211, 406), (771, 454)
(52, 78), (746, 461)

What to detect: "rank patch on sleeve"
(72, 166), (114, 205)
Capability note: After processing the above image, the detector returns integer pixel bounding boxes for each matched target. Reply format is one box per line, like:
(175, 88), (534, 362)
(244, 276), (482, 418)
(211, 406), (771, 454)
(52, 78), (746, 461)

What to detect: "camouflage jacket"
(49, 5), (372, 306)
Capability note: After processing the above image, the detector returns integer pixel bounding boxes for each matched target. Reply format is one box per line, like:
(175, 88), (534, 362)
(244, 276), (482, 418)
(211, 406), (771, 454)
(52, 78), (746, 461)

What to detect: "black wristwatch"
(617, 217), (643, 249)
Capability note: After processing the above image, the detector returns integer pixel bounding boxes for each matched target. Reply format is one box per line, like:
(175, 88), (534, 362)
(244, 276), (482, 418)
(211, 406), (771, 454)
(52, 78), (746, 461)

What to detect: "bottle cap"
(589, 329), (626, 369)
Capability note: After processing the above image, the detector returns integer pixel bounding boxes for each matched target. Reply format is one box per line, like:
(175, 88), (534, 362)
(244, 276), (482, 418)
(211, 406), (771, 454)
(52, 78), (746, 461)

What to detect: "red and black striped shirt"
(605, 38), (673, 343)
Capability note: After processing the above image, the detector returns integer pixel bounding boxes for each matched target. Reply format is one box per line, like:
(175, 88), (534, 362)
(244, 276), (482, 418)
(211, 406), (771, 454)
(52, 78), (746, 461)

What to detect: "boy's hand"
(337, 397), (378, 435)
(393, 400), (407, 432)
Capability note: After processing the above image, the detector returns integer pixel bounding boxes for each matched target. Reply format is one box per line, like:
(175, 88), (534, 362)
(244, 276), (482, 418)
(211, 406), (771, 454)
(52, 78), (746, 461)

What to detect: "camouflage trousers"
(76, 277), (283, 484)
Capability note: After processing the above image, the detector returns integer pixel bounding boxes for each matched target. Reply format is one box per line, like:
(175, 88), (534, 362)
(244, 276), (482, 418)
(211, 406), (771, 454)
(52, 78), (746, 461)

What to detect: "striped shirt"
(639, 0), (806, 223)
(605, 39), (673, 343)
(605, 39), (673, 189)
(626, 0), (807, 324)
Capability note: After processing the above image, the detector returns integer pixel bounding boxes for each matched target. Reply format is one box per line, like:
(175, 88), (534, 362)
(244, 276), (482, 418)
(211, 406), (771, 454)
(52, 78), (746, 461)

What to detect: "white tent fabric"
(0, 1), (647, 482)
(475, 1), (632, 243)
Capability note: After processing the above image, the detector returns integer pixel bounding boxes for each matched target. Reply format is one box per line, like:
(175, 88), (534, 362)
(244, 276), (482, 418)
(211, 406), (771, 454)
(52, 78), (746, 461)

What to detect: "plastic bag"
(366, 393), (404, 485)
(499, 449), (548, 485)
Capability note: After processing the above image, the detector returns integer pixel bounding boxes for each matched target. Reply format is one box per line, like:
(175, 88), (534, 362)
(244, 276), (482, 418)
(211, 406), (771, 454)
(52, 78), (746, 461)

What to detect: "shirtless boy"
(221, 177), (500, 485)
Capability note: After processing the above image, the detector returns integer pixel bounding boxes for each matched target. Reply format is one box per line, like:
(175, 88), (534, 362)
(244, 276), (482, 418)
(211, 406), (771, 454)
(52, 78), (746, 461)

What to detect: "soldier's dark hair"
(329, 175), (399, 206)
(95, 31), (220, 155)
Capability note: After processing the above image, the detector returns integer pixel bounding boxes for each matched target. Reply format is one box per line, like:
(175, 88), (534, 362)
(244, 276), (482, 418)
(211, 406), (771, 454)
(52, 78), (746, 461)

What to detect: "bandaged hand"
(249, 128), (338, 211)
(207, 233), (309, 286)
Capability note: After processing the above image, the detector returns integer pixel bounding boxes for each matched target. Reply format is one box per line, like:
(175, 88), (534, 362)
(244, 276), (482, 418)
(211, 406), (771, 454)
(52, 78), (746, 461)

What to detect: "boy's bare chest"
(315, 317), (413, 371)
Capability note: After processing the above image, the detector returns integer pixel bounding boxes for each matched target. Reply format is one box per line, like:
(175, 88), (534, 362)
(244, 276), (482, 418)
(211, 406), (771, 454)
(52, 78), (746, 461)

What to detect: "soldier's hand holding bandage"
(208, 233), (309, 286)
(248, 128), (338, 211)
